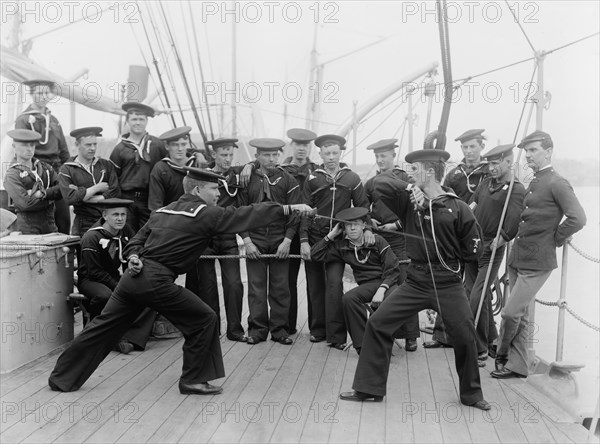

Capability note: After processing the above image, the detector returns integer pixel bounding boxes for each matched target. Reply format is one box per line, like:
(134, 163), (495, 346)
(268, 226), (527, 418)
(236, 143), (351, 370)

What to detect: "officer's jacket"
(471, 176), (526, 241)
(15, 105), (69, 168)
(125, 194), (294, 274)
(3, 158), (62, 234)
(509, 167), (586, 270)
(443, 159), (488, 203)
(59, 157), (120, 219)
(148, 157), (196, 211)
(311, 234), (401, 287)
(302, 164), (370, 241)
(78, 221), (135, 290)
(110, 133), (167, 192)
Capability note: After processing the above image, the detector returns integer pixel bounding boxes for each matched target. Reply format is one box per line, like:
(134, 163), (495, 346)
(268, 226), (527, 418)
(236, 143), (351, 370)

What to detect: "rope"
(504, 0), (536, 53)
(198, 254), (304, 260)
(568, 241), (600, 263)
(534, 298), (600, 332)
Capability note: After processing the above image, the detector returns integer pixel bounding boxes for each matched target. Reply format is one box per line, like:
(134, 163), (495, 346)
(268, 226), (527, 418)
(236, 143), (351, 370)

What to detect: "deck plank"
(385, 343), (415, 443)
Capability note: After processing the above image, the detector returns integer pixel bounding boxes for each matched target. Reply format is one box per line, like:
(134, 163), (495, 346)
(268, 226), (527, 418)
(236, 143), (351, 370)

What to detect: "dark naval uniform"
(59, 157), (120, 235)
(303, 164), (371, 344)
(148, 156), (196, 211)
(280, 156), (318, 333)
(110, 133), (167, 231)
(443, 159), (488, 202)
(15, 105), (71, 233)
(311, 232), (400, 352)
(78, 221), (155, 349)
(3, 158), (62, 234)
(351, 157), (484, 404)
(48, 190), (299, 392)
(241, 165), (302, 341)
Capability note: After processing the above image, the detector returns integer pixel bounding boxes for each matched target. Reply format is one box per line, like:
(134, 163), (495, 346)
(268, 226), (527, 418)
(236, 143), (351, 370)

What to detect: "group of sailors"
(2, 80), (587, 408)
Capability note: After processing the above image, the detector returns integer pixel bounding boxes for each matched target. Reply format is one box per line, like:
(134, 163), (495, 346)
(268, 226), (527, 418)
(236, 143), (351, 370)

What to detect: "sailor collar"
(64, 156), (100, 169)
(457, 159), (487, 173)
(156, 193), (207, 218)
(160, 156), (194, 172)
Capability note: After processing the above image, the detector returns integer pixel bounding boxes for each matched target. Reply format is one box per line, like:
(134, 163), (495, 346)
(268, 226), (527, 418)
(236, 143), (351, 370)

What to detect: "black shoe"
(271, 336), (293, 345)
(178, 381), (223, 395)
(478, 351), (488, 367)
(423, 340), (450, 349)
(117, 341), (133, 354)
(405, 338), (418, 352)
(246, 336), (262, 345)
(310, 335), (325, 343)
(228, 335), (248, 343)
(330, 343), (346, 351)
(490, 368), (526, 379)
(494, 357), (508, 371)
(339, 391), (383, 402)
(466, 400), (491, 411)
(288, 328), (298, 335)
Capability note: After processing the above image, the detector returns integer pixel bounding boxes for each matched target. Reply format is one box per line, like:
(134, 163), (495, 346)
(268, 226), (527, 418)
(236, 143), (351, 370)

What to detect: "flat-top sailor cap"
(70, 127), (103, 139)
(159, 126), (192, 142)
(405, 149), (450, 163)
(184, 166), (226, 183)
(518, 130), (553, 148)
(206, 138), (239, 149)
(336, 207), (369, 222)
(287, 128), (317, 143)
(482, 144), (515, 161)
(314, 134), (346, 149)
(455, 129), (485, 143)
(121, 102), (156, 117)
(7, 129), (42, 142)
(91, 198), (134, 209)
(23, 79), (56, 89)
(249, 138), (286, 151)
(367, 138), (398, 153)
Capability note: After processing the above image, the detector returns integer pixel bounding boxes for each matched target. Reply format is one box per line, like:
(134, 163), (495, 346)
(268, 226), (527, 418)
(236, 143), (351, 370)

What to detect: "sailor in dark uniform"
(240, 138), (302, 345)
(15, 80), (71, 234)
(364, 138), (419, 351)
(280, 128), (318, 335)
(109, 102), (167, 231)
(466, 144), (525, 366)
(3, 129), (62, 234)
(302, 134), (374, 349)
(492, 131), (586, 379)
(48, 167), (314, 394)
(192, 137), (247, 342)
(340, 149), (490, 411)
(427, 128), (490, 348)
(77, 198), (156, 354)
(311, 207), (400, 355)
(58, 127), (120, 236)
(148, 126), (196, 211)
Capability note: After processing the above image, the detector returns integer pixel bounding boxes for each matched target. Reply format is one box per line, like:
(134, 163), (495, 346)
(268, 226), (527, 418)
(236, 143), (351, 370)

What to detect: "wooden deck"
(1, 271), (595, 444)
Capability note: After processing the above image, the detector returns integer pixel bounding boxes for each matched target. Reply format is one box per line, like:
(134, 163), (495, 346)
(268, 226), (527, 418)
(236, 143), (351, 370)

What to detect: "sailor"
(364, 138), (419, 352)
(280, 128), (318, 335)
(310, 207), (401, 355)
(492, 131), (586, 379)
(240, 138), (302, 345)
(427, 128), (490, 349)
(48, 167), (314, 394)
(109, 102), (167, 231)
(302, 134), (373, 349)
(15, 80), (71, 234)
(3, 129), (62, 234)
(466, 144), (526, 366)
(58, 127), (120, 236)
(339, 148), (490, 411)
(191, 137), (247, 342)
(148, 126), (196, 211)
(77, 198), (156, 354)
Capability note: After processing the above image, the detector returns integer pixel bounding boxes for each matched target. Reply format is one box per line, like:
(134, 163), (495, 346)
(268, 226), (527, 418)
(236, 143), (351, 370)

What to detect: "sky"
(1, 0), (599, 168)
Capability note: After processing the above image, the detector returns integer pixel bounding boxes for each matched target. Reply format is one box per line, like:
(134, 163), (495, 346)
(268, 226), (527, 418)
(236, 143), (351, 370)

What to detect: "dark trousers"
(49, 259), (224, 392)
(71, 214), (100, 237)
(194, 235), (245, 339)
(77, 279), (156, 350)
(288, 234), (310, 333)
(352, 265), (483, 404)
(464, 242), (504, 354)
(305, 260), (346, 344)
(121, 191), (150, 233)
(246, 236), (291, 340)
(54, 197), (71, 235)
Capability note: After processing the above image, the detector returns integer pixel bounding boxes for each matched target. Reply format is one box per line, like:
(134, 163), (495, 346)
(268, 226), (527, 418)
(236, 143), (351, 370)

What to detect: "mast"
(231, 7), (237, 137)
(535, 50), (547, 130)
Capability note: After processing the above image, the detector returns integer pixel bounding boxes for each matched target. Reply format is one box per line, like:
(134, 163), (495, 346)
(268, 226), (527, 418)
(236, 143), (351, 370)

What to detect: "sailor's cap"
(23, 79), (57, 90)
(314, 134), (346, 150)
(482, 144), (515, 161)
(70, 127), (103, 139)
(287, 128), (317, 144)
(455, 129), (486, 143)
(405, 149), (450, 163)
(206, 138), (239, 149)
(367, 138), (398, 153)
(7, 129), (42, 142)
(249, 138), (286, 151)
(184, 166), (226, 183)
(517, 130), (553, 149)
(159, 126), (192, 143)
(91, 198), (134, 209)
(336, 207), (369, 222)
(122, 102), (155, 118)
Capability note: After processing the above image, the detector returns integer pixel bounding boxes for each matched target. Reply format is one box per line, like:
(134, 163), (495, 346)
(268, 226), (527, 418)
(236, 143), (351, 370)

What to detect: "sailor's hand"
(410, 186), (425, 210)
(94, 182), (109, 193)
(327, 223), (343, 240)
(364, 229), (376, 246)
(276, 238), (291, 259)
(371, 287), (386, 310)
(239, 163), (254, 187)
(490, 236), (506, 250)
(128, 255), (143, 276)
(245, 241), (260, 259)
(289, 204), (315, 216)
(371, 218), (381, 228)
(556, 235), (573, 248)
(380, 223), (398, 231)
(300, 242), (311, 260)
(30, 190), (43, 199)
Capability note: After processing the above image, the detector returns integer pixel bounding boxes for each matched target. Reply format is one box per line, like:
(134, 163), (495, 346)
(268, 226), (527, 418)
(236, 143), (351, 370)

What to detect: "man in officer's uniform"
(49, 167), (314, 394)
(339, 149), (490, 411)
(59, 127), (120, 236)
(364, 138), (419, 351)
(15, 80), (71, 234)
(110, 102), (167, 231)
(280, 128), (318, 335)
(241, 138), (302, 345)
